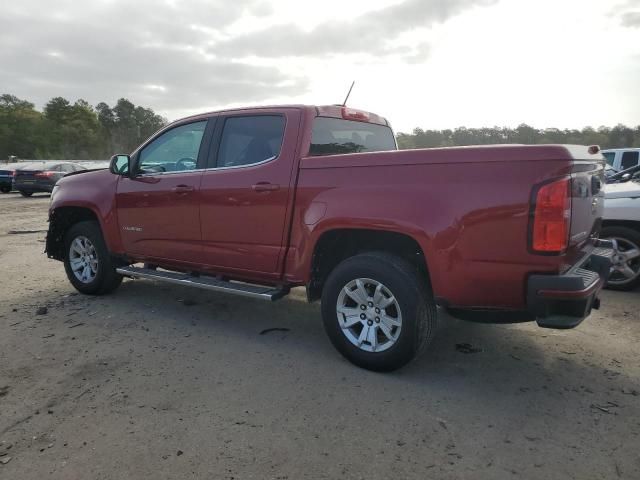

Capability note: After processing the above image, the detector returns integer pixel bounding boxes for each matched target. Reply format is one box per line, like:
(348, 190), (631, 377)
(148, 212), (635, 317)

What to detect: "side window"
(217, 116), (285, 168)
(602, 152), (615, 166)
(139, 121), (207, 174)
(621, 151), (640, 170)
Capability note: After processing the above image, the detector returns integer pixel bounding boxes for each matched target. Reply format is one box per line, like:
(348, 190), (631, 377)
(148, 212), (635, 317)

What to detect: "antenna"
(342, 81), (355, 106)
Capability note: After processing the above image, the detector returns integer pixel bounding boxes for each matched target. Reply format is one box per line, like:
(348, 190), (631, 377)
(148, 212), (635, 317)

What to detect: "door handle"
(171, 184), (195, 193)
(252, 182), (280, 192)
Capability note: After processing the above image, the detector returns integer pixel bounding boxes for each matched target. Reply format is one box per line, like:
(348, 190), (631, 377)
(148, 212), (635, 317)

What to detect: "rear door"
(116, 119), (214, 264)
(199, 109), (301, 275)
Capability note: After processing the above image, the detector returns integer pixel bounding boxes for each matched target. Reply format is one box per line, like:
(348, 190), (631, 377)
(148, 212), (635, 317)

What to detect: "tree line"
(396, 124), (640, 150)
(0, 94), (166, 160)
(1, 93), (639, 160)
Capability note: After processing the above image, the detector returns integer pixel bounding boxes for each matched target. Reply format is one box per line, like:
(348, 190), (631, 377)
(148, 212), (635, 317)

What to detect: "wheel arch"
(306, 228), (431, 302)
(46, 206), (102, 261)
(602, 219), (640, 233)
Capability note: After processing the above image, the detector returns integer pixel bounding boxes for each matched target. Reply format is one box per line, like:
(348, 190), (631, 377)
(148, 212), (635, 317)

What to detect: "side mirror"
(622, 173), (632, 182)
(109, 154), (130, 176)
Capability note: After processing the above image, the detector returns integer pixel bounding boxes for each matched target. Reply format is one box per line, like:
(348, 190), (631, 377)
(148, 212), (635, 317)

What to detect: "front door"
(199, 110), (301, 275)
(116, 119), (212, 265)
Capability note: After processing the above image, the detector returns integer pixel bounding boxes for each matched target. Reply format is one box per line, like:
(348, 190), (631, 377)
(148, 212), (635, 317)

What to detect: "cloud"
(211, 0), (497, 59)
(0, 0), (306, 115)
(0, 0), (495, 119)
(621, 11), (640, 27)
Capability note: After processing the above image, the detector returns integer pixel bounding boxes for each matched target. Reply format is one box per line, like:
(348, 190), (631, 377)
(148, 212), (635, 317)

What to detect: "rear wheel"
(0, 186), (10, 193)
(601, 226), (640, 291)
(19, 190), (33, 197)
(63, 221), (122, 295)
(321, 252), (436, 372)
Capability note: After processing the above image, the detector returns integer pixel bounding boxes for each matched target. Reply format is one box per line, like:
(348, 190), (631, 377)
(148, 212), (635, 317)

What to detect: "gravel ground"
(0, 193), (639, 479)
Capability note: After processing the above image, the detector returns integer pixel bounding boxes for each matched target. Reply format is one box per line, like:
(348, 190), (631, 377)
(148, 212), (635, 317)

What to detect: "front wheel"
(19, 190), (33, 197)
(321, 252), (436, 372)
(601, 226), (640, 291)
(63, 221), (123, 295)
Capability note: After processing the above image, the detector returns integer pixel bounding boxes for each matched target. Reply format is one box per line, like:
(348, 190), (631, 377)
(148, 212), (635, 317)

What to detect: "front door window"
(138, 121), (207, 174)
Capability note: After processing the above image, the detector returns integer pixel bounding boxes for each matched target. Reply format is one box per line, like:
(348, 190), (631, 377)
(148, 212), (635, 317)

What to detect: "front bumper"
(527, 240), (614, 329)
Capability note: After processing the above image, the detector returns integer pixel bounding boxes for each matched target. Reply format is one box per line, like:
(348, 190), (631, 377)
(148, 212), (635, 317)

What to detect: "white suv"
(603, 174), (640, 290)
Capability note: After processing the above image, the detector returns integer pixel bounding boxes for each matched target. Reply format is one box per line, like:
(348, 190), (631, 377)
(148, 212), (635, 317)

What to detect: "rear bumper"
(527, 240), (614, 329)
(14, 181), (54, 192)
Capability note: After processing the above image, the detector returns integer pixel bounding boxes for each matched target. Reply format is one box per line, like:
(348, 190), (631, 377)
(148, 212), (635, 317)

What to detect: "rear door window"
(309, 117), (397, 156)
(621, 151), (640, 170)
(216, 115), (285, 168)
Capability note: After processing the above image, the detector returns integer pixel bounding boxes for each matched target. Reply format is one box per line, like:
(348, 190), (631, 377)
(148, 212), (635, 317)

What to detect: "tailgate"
(15, 170), (38, 183)
(568, 147), (606, 249)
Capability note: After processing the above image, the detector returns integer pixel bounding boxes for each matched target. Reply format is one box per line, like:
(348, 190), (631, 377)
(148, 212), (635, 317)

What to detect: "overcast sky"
(1, 0), (639, 132)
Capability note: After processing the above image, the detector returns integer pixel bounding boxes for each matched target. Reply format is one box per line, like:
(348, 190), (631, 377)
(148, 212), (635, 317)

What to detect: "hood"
(604, 181), (640, 199)
(57, 167), (114, 186)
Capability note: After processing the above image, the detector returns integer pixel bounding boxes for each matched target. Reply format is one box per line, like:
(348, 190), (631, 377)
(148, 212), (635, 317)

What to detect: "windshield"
(309, 117), (397, 156)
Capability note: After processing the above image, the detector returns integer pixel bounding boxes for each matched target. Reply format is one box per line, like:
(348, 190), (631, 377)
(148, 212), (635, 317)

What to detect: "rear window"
(621, 151), (640, 170)
(309, 117), (396, 156)
(18, 162), (58, 171)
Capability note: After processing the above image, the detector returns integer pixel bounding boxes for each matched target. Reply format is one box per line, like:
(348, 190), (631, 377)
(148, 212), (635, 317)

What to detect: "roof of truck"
(174, 105), (390, 126)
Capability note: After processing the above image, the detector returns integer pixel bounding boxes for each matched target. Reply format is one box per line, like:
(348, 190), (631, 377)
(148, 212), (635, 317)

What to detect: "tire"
(0, 186), (10, 193)
(63, 221), (123, 295)
(321, 252), (436, 372)
(19, 190), (33, 197)
(601, 226), (640, 291)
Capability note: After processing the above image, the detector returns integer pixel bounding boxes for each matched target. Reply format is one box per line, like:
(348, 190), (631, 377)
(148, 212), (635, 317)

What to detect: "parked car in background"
(0, 165), (17, 193)
(14, 162), (86, 197)
(602, 148), (640, 172)
(603, 170), (640, 290)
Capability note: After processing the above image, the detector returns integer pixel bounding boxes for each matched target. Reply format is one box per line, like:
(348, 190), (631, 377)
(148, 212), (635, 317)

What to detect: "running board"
(116, 266), (289, 301)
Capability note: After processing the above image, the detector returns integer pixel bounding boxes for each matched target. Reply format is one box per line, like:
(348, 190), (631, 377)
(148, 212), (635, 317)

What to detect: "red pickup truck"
(46, 105), (614, 371)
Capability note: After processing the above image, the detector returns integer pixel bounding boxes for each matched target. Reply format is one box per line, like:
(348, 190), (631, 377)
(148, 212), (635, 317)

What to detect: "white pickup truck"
(602, 148), (640, 172)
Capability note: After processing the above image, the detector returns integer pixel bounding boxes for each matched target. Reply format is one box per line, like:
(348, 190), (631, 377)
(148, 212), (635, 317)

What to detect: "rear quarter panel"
(286, 148), (580, 309)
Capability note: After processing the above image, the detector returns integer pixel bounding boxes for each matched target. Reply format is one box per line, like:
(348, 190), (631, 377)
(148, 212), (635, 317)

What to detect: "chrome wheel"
(336, 278), (402, 353)
(68, 235), (98, 284)
(608, 236), (640, 286)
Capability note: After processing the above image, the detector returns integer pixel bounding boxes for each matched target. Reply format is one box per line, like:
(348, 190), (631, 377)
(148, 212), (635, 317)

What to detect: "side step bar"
(116, 266), (289, 301)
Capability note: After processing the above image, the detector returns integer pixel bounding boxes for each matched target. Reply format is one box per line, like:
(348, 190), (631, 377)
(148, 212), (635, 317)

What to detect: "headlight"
(50, 185), (60, 203)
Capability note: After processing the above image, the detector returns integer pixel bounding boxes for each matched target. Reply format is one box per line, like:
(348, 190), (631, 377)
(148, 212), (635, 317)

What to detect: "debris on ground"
(7, 229), (48, 235)
(455, 343), (483, 354)
(0, 386), (9, 397)
(36, 306), (48, 315)
(0, 456), (12, 465)
(259, 327), (290, 335)
(591, 402), (619, 414)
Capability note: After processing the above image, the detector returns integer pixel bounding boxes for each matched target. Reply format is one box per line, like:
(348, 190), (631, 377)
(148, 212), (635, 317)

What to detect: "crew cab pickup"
(46, 105), (614, 371)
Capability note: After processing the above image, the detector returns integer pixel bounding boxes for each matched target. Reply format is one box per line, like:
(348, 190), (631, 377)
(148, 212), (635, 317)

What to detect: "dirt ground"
(0, 193), (639, 480)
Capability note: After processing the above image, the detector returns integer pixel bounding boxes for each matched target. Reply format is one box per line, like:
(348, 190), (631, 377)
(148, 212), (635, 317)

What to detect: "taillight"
(35, 171), (55, 178)
(341, 107), (370, 122)
(531, 177), (571, 253)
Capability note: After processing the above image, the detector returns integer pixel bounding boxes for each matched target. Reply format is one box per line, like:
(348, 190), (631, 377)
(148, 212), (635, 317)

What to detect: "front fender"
(49, 170), (123, 256)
